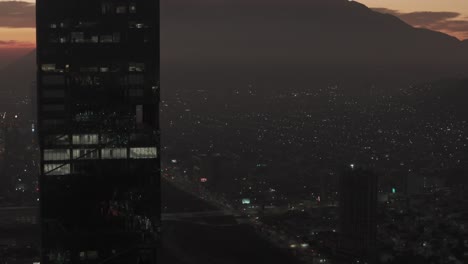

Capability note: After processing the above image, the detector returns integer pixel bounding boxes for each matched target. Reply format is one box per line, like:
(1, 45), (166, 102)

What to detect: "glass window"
(101, 33), (120, 43)
(44, 164), (70, 175)
(43, 104), (65, 112)
(71, 32), (84, 43)
(80, 67), (99, 73)
(42, 90), (65, 98)
(102, 148), (127, 159)
(129, 63), (145, 72)
(128, 74), (144, 85)
(42, 75), (65, 86)
(130, 147), (157, 159)
(100, 35), (113, 43)
(42, 119), (66, 128)
(87, 251), (98, 260)
(44, 149), (70, 161)
(129, 3), (137, 13)
(73, 149), (99, 160)
(116, 6), (127, 14)
(49, 33), (58, 43)
(41, 64), (56, 72)
(102, 3), (113, 14)
(136, 105), (143, 124)
(129, 22), (146, 29)
(72, 134), (99, 145)
(44, 135), (70, 146)
(113, 32), (121, 42)
(129, 88), (144, 97)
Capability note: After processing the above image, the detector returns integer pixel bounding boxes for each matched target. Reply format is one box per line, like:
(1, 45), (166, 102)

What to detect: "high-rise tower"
(36, 1), (159, 263)
(338, 165), (378, 263)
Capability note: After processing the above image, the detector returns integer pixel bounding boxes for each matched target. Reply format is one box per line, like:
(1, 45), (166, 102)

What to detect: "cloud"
(0, 1), (35, 28)
(0, 40), (35, 47)
(398, 12), (459, 26)
(373, 8), (468, 40)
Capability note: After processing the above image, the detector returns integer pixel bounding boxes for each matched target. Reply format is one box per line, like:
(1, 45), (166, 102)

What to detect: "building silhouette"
(36, 0), (160, 263)
(338, 165), (378, 263)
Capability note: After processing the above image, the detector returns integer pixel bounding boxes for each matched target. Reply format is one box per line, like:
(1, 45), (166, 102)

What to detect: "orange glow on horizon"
(0, 27), (36, 48)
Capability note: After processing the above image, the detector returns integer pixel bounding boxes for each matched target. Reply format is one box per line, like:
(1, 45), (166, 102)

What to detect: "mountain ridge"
(2, 0), (468, 97)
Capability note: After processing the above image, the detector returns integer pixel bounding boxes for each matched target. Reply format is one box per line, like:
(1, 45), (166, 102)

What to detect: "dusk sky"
(1, 0), (468, 66)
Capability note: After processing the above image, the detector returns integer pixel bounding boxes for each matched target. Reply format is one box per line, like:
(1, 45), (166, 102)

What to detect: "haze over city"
(1, 0), (468, 264)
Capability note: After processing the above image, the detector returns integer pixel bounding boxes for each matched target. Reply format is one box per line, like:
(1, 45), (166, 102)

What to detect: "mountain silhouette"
(0, 50), (36, 100)
(2, 0), (468, 97)
(162, 0), (468, 66)
(160, 0), (468, 94)
(0, 50), (35, 98)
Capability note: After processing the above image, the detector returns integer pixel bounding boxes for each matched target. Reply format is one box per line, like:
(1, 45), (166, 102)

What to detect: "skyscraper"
(338, 165), (378, 263)
(36, 1), (159, 263)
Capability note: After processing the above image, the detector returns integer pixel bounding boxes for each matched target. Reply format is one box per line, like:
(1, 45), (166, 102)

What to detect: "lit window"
(72, 134), (99, 145)
(116, 6), (127, 14)
(130, 147), (157, 159)
(129, 63), (145, 72)
(80, 251), (99, 260)
(73, 149), (98, 160)
(100, 35), (114, 43)
(102, 148), (127, 159)
(44, 149), (70, 161)
(100, 32), (120, 43)
(102, 3), (113, 14)
(71, 32), (84, 43)
(44, 164), (70, 175)
(50, 24), (57, 29)
(42, 64), (56, 72)
(129, 3), (137, 13)
(129, 22), (146, 29)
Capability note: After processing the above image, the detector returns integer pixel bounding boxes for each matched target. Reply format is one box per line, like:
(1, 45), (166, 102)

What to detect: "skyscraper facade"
(338, 165), (378, 262)
(36, 1), (159, 263)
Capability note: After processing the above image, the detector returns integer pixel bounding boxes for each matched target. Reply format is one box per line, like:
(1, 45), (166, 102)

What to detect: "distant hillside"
(0, 50), (35, 98)
(162, 0), (468, 66)
(3, 0), (468, 97)
(0, 48), (34, 70)
(161, 0), (468, 94)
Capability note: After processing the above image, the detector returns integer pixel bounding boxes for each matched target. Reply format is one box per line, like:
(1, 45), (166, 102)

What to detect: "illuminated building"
(338, 165), (377, 262)
(37, 0), (159, 263)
